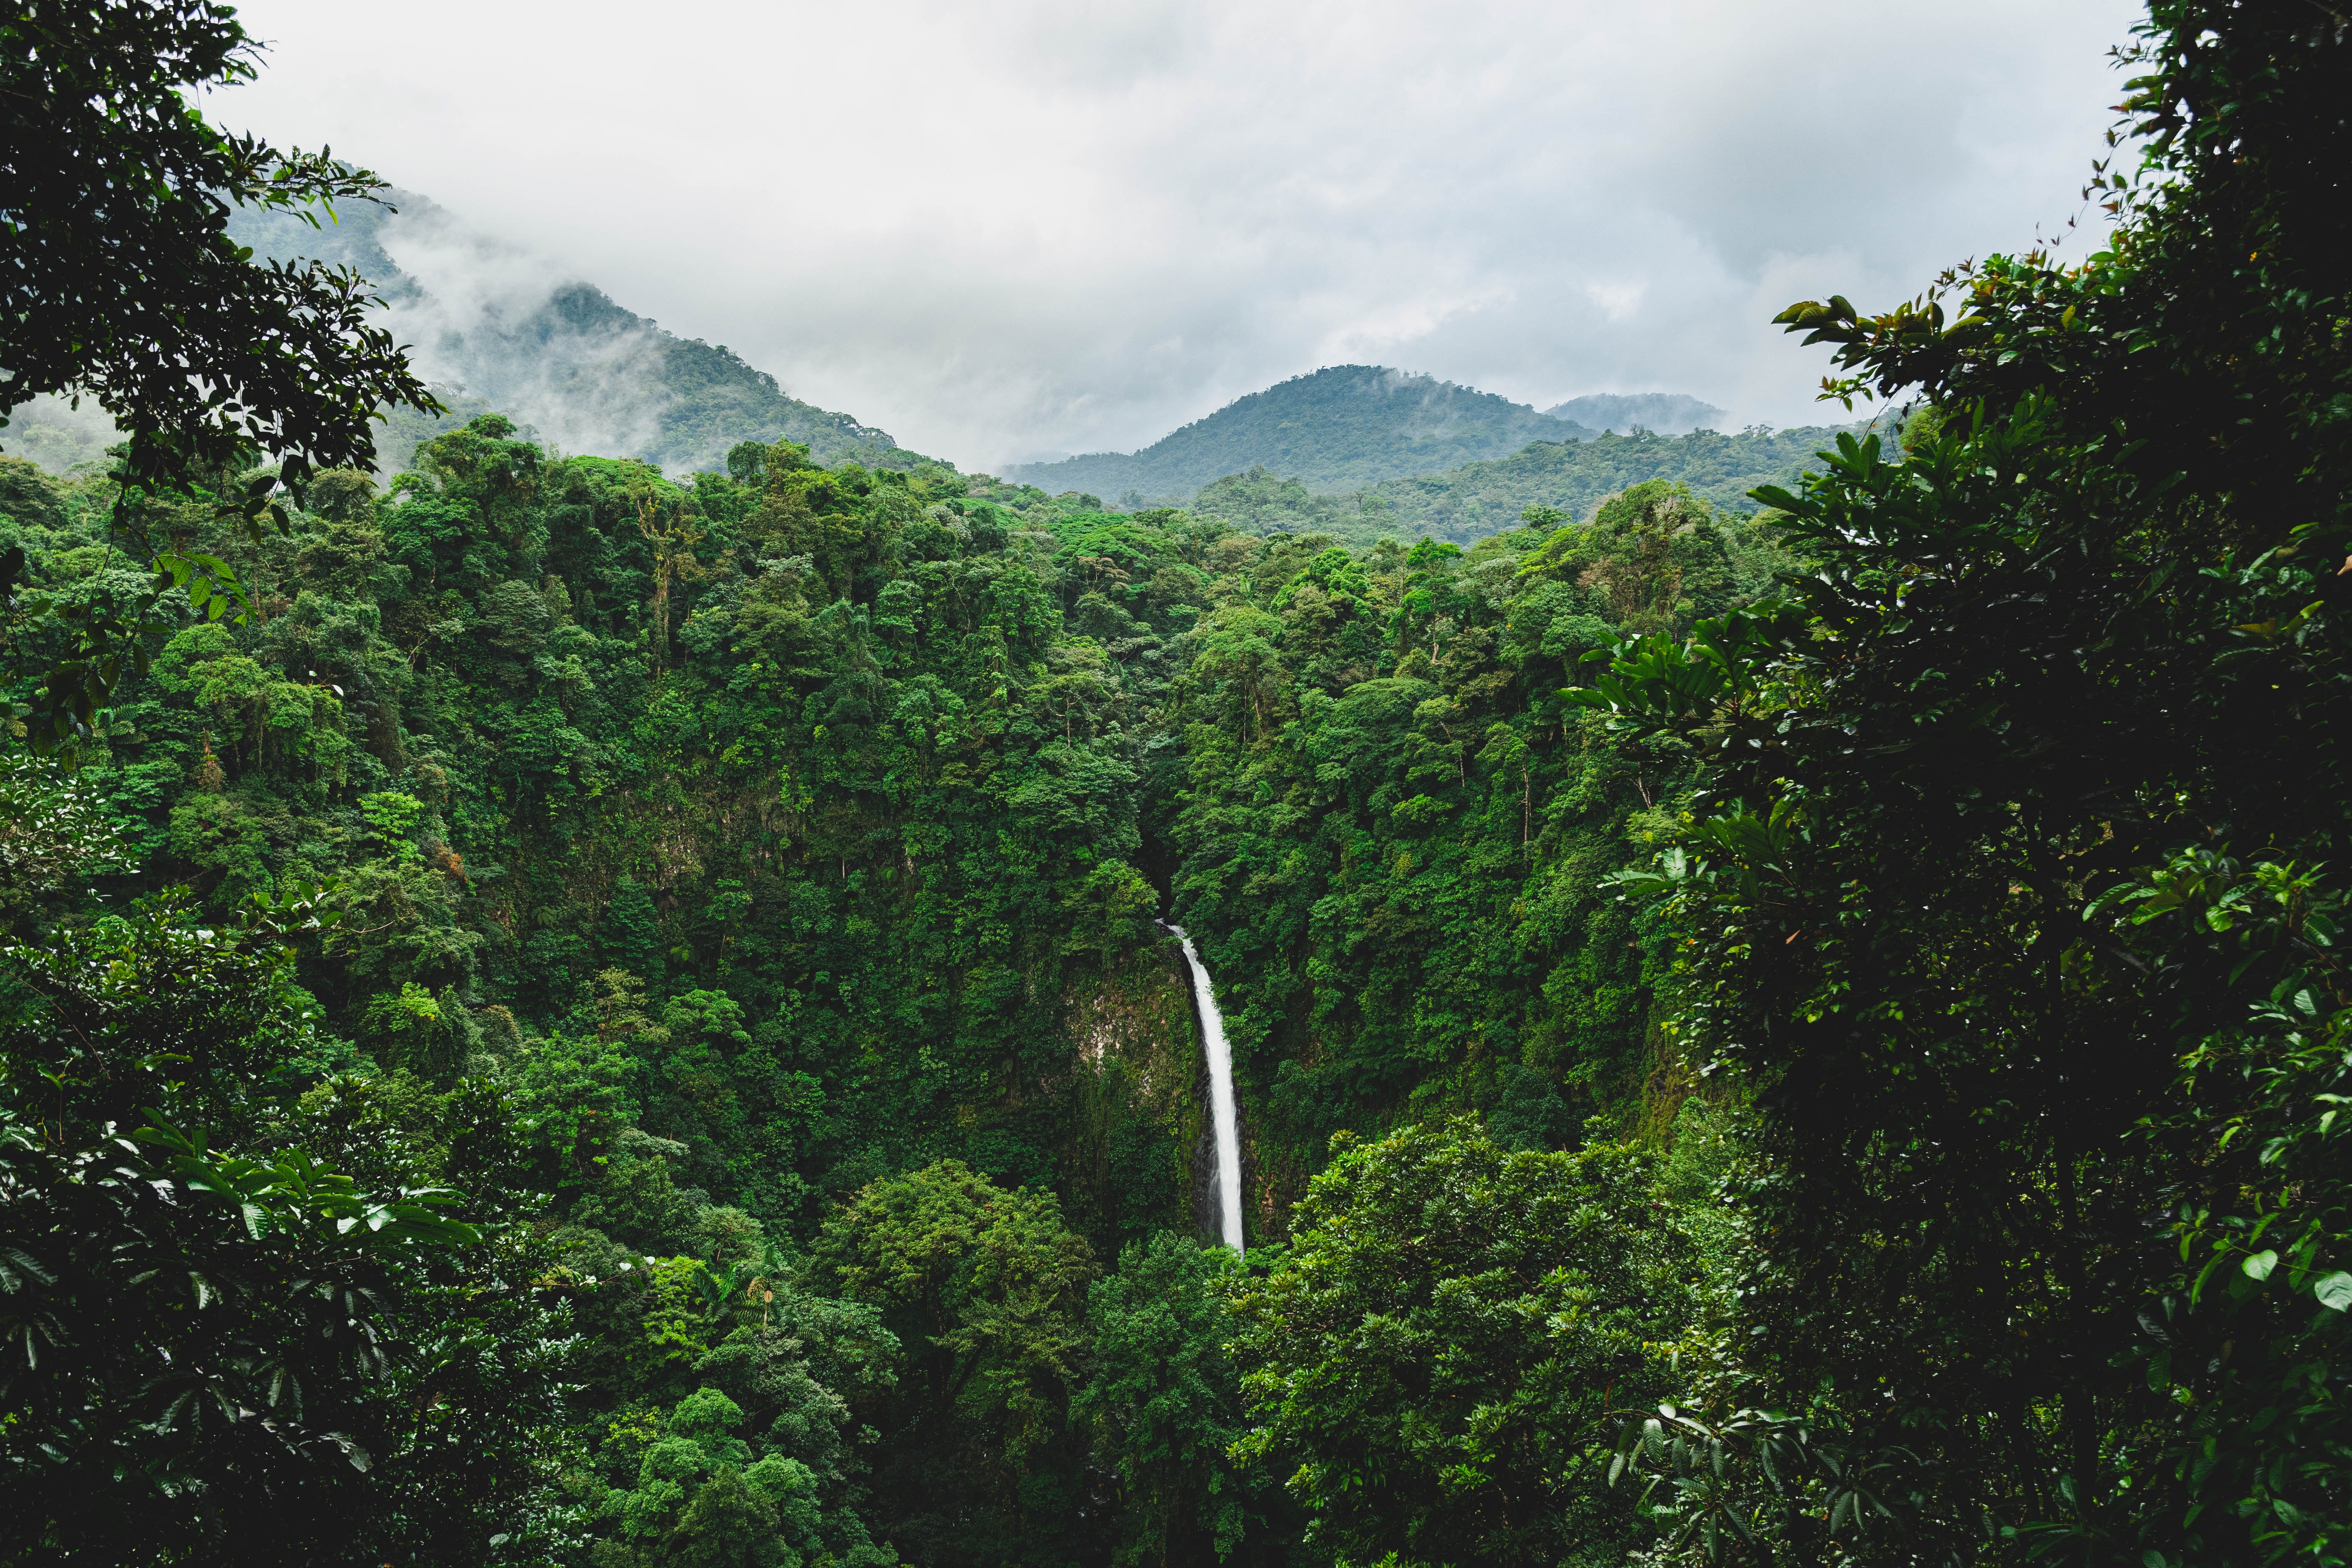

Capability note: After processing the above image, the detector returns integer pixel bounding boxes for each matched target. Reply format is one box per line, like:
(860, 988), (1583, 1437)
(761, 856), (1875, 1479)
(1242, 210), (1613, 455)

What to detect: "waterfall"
(1163, 922), (1243, 1252)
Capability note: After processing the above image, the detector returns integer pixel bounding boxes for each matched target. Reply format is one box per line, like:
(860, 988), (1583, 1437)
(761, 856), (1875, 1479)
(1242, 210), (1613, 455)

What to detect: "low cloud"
(380, 210), (673, 464)
(222, 0), (2140, 473)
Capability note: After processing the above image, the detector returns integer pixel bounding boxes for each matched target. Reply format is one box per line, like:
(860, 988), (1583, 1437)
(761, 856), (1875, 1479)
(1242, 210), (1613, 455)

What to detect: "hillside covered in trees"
(1188, 420), (1889, 544)
(0, 422), (1767, 1562)
(5, 3), (2350, 1567)
(1542, 392), (1727, 434)
(1005, 365), (1603, 499)
(227, 192), (926, 480)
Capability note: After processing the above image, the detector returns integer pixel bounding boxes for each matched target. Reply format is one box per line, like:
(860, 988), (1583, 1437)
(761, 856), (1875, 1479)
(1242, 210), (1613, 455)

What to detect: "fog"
(214, 0), (2140, 474)
(378, 207), (674, 465)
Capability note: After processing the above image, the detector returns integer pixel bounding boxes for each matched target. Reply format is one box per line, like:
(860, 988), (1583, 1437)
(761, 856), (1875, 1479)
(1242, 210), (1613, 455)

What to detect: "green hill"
(1005, 364), (1599, 498)
(1191, 421), (1890, 544)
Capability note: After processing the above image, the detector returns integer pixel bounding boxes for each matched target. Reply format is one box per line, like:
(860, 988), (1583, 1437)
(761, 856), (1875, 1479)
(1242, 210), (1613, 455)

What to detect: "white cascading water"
(1164, 924), (1244, 1252)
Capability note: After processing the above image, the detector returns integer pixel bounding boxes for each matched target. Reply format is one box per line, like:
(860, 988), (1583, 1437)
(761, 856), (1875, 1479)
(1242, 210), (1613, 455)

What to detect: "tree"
(1, 0), (438, 744)
(1076, 1233), (1253, 1567)
(0, 890), (486, 1563)
(1225, 1118), (1692, 1567)
(0, 0), (433, 491)
(1573, 3), (2352, 1560)
(0, 765), (576, 1564)
(812, 1160), (1095, 1564)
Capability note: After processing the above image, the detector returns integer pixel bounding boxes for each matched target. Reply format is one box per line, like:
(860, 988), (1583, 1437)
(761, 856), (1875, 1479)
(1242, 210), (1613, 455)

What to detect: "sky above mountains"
(218, 0), (2139, 476)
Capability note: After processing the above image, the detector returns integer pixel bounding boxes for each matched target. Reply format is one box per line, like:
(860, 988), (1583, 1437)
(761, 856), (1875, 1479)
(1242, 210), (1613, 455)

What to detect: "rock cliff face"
(1056, 941), (1216, 1246)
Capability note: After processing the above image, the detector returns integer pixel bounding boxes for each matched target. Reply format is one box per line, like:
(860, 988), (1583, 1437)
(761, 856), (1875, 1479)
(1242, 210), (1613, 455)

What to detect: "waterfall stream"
(1163, 923), (1243, 1252)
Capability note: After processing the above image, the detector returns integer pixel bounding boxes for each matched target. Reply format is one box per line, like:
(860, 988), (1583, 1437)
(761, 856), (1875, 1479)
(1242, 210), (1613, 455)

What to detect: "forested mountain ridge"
(8, 189), (925, 483)
(1189, 420), (1888, 544)
(1005, 364), (1603, 498)
(1542, 392), (1727, 434)
(225, 191), (923, 478)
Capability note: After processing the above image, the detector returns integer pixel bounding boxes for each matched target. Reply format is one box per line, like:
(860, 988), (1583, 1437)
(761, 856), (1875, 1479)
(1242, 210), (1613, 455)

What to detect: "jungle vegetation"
(3, 2), (2348, 1566)
(1187, 420), (1894, 547)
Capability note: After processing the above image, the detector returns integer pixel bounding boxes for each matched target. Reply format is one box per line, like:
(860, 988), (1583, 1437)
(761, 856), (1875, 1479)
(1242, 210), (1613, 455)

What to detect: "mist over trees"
(1541, 393), (1728, 436)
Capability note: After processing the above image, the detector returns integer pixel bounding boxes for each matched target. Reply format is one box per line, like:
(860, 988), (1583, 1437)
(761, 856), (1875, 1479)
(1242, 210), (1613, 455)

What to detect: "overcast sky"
(222, 0), (2142, 472)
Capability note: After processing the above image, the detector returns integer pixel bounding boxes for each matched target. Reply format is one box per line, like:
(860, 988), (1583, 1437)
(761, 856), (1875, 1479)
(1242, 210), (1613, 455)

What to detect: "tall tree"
(1227, 1119), (1691, 1568)
(1, 0), (438, 743)
(1582, 3), (2352, 1560)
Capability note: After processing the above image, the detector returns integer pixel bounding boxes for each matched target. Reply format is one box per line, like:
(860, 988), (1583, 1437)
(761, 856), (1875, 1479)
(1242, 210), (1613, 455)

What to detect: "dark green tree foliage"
(0, 867), (570, 1565)
(5, 417), (1173, 1225)
(1172, 481), (1791, 1209)
(809, 1161), (1096, 1565)
(3, 392), (1750, 1560)
(1226, 1119), (1691, 1567)
(0, 0), (433, 491)
(2, 430), (1236, 1563)
(1576, 4), (2352, 1561)
(1077, 1233), (1255, 1567)
(0, 1), (438, 747)
(14, 410), (1755, 1250)
(1197, 422), (1886, 547)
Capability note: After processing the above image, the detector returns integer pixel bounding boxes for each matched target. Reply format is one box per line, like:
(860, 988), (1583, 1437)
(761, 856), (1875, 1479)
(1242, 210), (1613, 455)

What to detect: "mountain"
(1542, 392), (1729, 435)
(224, 191), (928, 477)
(1189, 419), (1894, 545)
(1004, 365), (1601, 498)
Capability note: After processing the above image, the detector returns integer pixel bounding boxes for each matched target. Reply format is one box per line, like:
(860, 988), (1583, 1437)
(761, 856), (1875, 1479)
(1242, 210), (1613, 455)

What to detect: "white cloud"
(219, 0), (2141, 472)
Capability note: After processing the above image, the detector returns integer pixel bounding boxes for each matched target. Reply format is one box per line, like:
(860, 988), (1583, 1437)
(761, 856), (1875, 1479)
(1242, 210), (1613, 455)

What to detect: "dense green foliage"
(1573, 3), (2352, 1561)
(0, 860), (569, 1564)
(1192, 422), (1893, 546)
(1166, 481), (1794, 1216)
(0, 395), (1748, 1559)
(1229, 1120), (1690, 1567)
(10, 3), (2348, 1565)
(0, 0), (444, 751)
(1007, 367), (1600, 501)
(0, 0), (434, 495)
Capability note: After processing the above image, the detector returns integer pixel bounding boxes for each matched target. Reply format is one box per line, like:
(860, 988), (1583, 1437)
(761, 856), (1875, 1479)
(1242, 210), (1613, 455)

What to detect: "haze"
(218, 0), (2140, 473)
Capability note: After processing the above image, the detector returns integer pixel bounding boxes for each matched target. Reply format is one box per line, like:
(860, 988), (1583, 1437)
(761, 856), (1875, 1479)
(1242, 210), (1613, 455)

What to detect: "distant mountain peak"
(224, 187), (926, 476)
(1006, 365), (1597, 498)
(1541, 392), (1728, 436)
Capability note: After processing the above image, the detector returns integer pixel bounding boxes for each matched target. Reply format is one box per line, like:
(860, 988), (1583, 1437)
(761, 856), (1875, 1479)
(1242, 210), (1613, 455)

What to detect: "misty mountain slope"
(226, 191), (924, 476)
(1543, 391), (1729, 436)
(1006, 365), (1602, 497)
